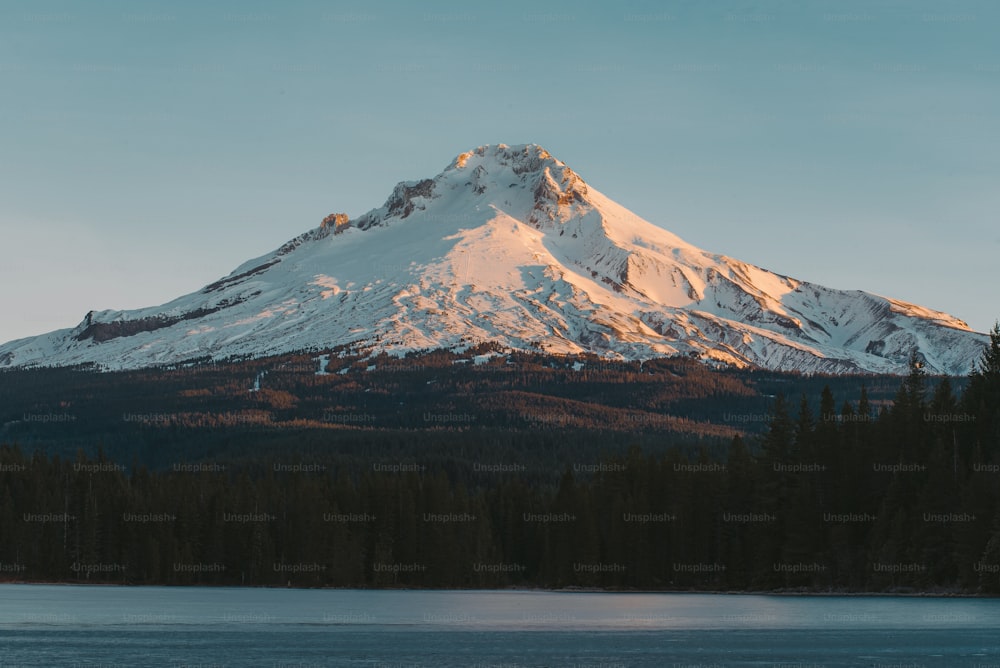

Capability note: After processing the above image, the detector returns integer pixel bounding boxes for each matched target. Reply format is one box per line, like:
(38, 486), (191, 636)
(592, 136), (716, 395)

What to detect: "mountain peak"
(449, 143), (561, 173)
(446, 144), (587, 197)
(354, 143), (590, 231)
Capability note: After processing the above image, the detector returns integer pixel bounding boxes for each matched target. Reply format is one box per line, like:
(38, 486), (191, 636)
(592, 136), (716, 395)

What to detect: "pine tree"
(964, 322), (1000, 463)
(889, 351), (928, 463)
(723, 436), (754, 588)
(904, 349), (927, 409)
(763, 394), (794, 463)
(793, 394), (816, 461)
(973, 322), (1000, 378)
(755, 394), (794, 587)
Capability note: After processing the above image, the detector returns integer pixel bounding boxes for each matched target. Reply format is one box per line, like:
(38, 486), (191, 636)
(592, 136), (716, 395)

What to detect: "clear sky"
(1, 0), (997, 345)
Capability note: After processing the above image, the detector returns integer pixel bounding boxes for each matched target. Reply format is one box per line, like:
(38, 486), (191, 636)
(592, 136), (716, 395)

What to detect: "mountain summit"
(0, 143), (987, 374)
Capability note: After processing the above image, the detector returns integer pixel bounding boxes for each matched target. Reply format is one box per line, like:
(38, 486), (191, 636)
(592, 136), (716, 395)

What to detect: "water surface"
(1, 585), (998, 666)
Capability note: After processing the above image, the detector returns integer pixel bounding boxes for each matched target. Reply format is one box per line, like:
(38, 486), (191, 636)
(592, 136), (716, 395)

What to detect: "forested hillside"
(1, 328), (998, 592)
(1, 345), (907, 468)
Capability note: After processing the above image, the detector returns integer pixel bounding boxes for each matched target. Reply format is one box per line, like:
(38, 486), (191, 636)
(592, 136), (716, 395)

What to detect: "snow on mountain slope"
(0, 144), (987, 374)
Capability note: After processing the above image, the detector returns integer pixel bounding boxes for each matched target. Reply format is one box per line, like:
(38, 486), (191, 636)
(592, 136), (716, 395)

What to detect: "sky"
(1, 0), (998, 345)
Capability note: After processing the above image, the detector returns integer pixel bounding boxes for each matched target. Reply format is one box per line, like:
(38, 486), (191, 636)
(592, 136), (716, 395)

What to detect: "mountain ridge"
(0, 143), (987, 374)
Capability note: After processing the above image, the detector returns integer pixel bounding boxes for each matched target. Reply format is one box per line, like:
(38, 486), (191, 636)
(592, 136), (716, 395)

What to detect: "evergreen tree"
(755, 394), (793, 587)
(793, 394), (816, 461)
(964, 323), (1000, 463)
(722, 435), (754, 588)
(763, 394), (794, 463)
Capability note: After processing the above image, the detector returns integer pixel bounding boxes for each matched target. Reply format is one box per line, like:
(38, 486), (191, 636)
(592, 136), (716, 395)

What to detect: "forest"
(0, 343), (908, 467)
(0, 328), (998, 592)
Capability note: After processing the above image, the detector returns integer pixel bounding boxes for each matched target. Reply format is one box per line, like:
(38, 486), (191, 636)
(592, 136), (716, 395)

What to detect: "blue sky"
(2, 0), (998, 345)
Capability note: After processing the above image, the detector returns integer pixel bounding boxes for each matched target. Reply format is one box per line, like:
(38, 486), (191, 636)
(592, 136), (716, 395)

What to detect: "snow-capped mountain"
(0, 144), (987, 374)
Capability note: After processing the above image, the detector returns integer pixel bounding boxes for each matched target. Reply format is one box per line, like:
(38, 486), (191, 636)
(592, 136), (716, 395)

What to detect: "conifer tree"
(964, 323), (1000, 462)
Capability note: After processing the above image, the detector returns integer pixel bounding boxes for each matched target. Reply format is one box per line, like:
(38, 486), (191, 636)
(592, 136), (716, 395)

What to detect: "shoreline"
(0, 579), (993, 598)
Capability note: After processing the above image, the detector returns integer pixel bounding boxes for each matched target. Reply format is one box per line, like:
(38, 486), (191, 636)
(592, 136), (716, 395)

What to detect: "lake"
(1, 585), (998, 666)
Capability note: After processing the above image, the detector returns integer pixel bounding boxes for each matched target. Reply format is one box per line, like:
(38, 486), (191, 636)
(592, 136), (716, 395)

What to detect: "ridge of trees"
(1, 347), (912, 468)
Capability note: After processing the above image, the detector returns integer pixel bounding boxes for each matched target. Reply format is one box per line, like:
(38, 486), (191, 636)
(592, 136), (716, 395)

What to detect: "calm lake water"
(0, 585), (998, 667)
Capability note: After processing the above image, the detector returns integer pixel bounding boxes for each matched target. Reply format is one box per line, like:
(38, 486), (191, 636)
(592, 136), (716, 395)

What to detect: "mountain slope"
(0, 144), (987, 374)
